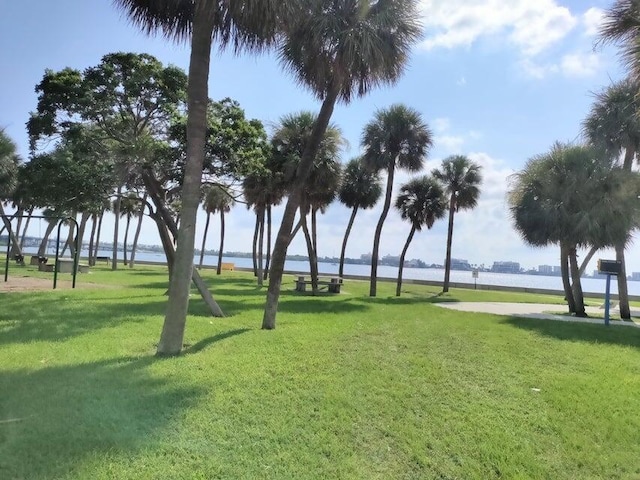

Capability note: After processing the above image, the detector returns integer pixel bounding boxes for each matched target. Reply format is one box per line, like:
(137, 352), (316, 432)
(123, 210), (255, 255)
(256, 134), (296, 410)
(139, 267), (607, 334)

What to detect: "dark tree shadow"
(0, 355), (204, 479)
(502, 316), (640, 348)
(183, 328), (250, 354)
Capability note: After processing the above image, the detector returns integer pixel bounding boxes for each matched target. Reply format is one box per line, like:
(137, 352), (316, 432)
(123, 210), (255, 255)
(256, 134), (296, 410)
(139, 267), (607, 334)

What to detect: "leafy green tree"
(114, 0), (284, 354)
(433, 155), (483, 293)
(394, 175), (446, 296)
(264, 0), (422, 328)
(362, 104), (432, 297)
(583, 78), (640, 319)
(337, 157), (383, 279)
(508, 143), (640, 316)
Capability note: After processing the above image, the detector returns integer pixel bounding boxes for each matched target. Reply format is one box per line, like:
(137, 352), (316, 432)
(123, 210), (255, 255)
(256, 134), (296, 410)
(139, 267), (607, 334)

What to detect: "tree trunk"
(311, 207), (320, 280)
(129, 195), (147, 268)
(339, 206), (358, 279)
(262, 84), (340, 330)
(256, 207), (264, 286)
(442, 195), (456, 293)
(19, 208), (34, 249)
(157, 7), (215, 356)
(252, 212), (259, 276)
(616, 243), (631, 319)
(149, 208), (176, 279)
(0, 204), (22, 258)
(93, 209), (105, 266)
(10, 207), (24, 257)
(396, 226), (416, 297)
(560, 243), (576, 314)
(264, 205), (272, 280)
(217, 209), (226, 275)
(38, 220), (57, 257)
(112, 185), (122, 270)
(569, 245), (586, 317)
(199, 212), (211, 269)
(288, 217), (302, 246)
(76, 211), (91, 263)
(87, 214), (97, 266)
(301, 211), (319, 294)
(578, 246), (598, 277)
(370, 163), (396, 297)
(123, 214), (131, 266)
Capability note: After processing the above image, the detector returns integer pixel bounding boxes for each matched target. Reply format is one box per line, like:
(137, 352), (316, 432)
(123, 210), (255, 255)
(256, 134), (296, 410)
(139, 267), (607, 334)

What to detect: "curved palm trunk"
(199, 212), (211, 269)
(129, 197), (147, 268)
(123, 214), (131, 266)
(158, 8), (215, 356)
(569, 246), (586, 317)
(217, 210), (226, 275)
(264, 205), (272, 280)
(263, 85), (340, 329)
(256, 207), (264, 286)
(76, 212), (91, 263)
(301, 212), (319, 294)
(339, 206), (358, 279)
(370, 163), (396, 297)
(288, 217), (302, 246)
(93, 210), (105, 265)
(38, 220), (57, 257)
(311, 207), (321, 289)
(150, 208), (176, 279)
(0, 204), (22, 259)
(19, 208), (34, 249)
(616, 244), (631, 319)
(578, 246), (598, 277)
(10, 206), (24, 257)
(560, 243), (576, 314)
(396, 225), (416, 297)
(442, 195), (456, 293)
(112, 185), (122, 270)
(87, 214), (97, 266)
(252, 213), (259, 276)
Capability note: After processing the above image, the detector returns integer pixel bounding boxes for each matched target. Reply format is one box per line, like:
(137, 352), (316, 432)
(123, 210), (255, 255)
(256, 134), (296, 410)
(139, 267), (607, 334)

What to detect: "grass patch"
(1, 265), (640, 478)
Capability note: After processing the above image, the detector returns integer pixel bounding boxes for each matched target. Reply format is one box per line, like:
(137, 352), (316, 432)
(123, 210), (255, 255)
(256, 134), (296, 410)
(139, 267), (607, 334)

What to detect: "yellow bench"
(220, 262), (235, 271)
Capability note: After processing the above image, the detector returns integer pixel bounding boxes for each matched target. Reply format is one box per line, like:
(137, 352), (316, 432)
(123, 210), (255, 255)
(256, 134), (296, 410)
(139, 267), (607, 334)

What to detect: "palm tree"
(337, 157), (383, 279)
(433, 155), (483, 293)
(0, 130), (21, 256)
(211, 186), (235, 275)
(395, 176), (447, 296)
(198, 186), (215, 269)
(129, 193), (147, 268)
(362, 104), (432, 297)
(115, 0), (284, 355)
(118, 193), (140, 266)
(37, 208), (60, 256)
(269, 111), (345, 293)
(598, 1), (640, 81)
(508, 143), (640, 316)
(583, 78), (640, 319)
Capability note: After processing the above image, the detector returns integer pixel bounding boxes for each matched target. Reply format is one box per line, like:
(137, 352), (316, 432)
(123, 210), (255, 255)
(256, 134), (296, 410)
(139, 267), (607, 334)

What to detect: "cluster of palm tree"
(506, 1), (640, 318)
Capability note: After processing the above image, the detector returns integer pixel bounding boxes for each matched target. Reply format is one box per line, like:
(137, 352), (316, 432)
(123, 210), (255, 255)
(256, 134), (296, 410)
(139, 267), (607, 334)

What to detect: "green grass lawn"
(1, 265), (640, 479)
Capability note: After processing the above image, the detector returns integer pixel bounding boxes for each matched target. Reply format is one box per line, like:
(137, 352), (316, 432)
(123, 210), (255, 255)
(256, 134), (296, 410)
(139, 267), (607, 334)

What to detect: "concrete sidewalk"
(435, 302), (640, 328)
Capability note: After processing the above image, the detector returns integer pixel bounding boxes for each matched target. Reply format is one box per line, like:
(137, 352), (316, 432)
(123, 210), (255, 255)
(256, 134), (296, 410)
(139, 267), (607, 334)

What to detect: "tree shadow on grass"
(0, 355), (204, 479)
(502, 316), (640, 348)
(354, 292), (457, 306)
(183, 328), (250, 354)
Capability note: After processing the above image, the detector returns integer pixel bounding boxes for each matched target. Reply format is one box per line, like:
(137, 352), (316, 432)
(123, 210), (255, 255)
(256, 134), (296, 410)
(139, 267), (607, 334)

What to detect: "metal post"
(604, 274), (611, 327)
(53, 221), (64, 290)
(4, 229), (10, 282)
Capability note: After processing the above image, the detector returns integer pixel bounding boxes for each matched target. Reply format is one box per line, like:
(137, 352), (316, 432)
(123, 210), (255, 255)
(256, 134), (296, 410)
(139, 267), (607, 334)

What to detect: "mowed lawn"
(1, 265), (640, 479)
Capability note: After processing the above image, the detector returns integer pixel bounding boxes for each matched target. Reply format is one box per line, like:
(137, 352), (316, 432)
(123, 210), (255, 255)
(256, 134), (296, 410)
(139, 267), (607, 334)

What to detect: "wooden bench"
(56, 259), (90, 274)
(30, 255), (48, 266)
(95, 256), (111, 265)
(220, 262), (235, 271)
(295, 276), (342, 293)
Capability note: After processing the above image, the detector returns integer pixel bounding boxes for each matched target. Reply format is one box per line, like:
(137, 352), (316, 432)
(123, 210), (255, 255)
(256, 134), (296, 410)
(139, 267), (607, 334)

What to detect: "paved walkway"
(435, 302), (640, 328)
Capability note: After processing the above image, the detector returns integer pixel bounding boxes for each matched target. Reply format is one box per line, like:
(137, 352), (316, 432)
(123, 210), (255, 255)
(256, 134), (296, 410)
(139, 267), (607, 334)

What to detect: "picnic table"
(295, 275), (342, 293)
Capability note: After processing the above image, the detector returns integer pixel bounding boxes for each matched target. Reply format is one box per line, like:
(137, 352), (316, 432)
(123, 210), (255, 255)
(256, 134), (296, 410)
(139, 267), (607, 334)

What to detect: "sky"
(1, 0), (636, 273)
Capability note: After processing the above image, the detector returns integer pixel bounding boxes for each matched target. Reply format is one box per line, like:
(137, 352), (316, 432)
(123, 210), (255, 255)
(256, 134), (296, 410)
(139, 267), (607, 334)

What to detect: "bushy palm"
(337, 157), (383, 278)
(0, 130), (21, 253)
(394, 175), (446, 296)
(200, 185), (235, 275)
(362, 104), (432, 297)
(598, 1), (640, 81)
(433, 155), (482, 293)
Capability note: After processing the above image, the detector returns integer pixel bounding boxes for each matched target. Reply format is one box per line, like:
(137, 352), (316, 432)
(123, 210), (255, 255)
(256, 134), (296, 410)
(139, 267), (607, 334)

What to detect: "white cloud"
(419, 0), (577, 56)
(457, 76), (467, 86)
(583, 7), (605, 36)
(560, 52), (601, 77)
(432, 117), (451, 133)
(435, 134), (465, 152)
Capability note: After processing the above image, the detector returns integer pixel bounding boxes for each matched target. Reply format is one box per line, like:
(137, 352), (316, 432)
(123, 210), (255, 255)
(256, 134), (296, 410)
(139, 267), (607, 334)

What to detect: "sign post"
(472, 269), (479, 290)
(598, 259), (622, 326)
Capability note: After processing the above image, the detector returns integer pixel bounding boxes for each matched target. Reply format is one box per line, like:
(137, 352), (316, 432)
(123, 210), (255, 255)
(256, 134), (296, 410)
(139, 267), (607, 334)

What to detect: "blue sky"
(1, 0), (635, 272)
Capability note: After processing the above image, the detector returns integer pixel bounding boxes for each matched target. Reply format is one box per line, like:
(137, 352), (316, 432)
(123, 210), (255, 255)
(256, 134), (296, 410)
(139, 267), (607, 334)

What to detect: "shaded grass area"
(1, 265), (640, 478)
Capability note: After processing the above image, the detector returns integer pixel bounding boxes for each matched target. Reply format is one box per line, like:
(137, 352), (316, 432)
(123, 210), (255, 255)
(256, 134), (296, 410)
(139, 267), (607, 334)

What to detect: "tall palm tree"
(395, 175), (446, 296)
(362, 104), (432, 297)
(210, 186), (235, 275)
(118, 193), (140, 266)
(598, 1), (640, 82)
(0, 130), (21, 256)
(129, 193), (147, 268)
(583, 78), (640, 319)
(115, 0), (284, 355)
(198, 185), (215, 269)
(433, 155), (483, 293)
(337, 157), (383, 279)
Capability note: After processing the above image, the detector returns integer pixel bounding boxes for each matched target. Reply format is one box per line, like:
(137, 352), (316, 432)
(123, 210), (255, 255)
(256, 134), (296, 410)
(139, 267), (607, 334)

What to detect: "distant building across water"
(491, 261), (521, 274)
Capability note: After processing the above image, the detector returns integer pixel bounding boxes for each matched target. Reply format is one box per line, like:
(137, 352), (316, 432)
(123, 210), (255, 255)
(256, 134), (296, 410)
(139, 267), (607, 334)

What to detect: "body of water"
(23, 246), (635, 296)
